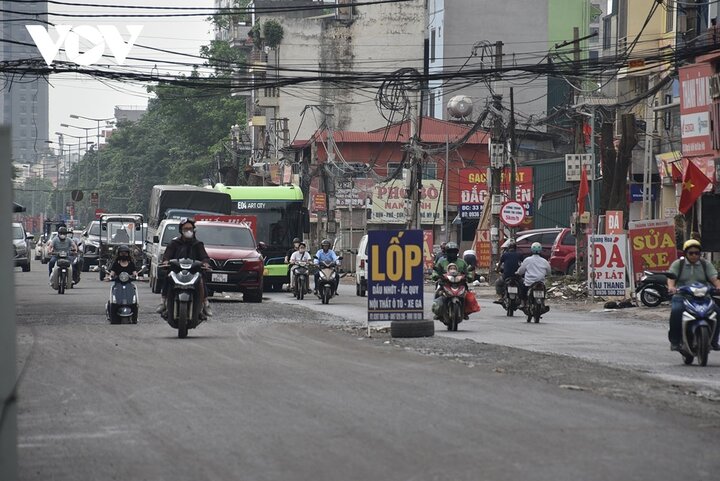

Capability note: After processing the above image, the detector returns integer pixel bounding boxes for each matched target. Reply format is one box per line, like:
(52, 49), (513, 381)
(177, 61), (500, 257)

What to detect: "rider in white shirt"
(289, 241), (312, 292)
(516, 242), (551, 308)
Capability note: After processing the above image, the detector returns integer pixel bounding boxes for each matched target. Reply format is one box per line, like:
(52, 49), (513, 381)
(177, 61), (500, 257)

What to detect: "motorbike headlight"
(119, 272), (131, 282)
(690, 286), (709, 297)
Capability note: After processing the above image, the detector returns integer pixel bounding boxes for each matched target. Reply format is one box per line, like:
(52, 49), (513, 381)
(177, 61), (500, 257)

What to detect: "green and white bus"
(214, 184), (309, 291)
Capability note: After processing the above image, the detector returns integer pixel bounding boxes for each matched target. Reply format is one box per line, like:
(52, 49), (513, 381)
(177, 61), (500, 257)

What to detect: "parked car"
(549, 228), (577, 274)
(355, 234), (369, 297)
(501, 228), (563, 261)
(147, 219), (180, 293)
(12, 222), (33, 272)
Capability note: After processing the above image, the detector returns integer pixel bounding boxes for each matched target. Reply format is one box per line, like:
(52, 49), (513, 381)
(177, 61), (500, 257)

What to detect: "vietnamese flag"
(678, 160), (712, 214)
(577, 166), (589, 215)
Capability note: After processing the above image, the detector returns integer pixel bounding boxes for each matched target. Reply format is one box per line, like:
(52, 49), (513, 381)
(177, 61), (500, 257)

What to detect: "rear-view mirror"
(153, 235), (159, 243)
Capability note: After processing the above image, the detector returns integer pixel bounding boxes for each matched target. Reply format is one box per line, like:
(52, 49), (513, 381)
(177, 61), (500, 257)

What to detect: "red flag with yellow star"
(678, 160), (711, 214)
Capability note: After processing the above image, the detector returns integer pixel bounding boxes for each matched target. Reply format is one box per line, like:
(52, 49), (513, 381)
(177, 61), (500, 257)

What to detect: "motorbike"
(433, 269), (467, 331)
(71, 251), (83, 286)
(315, 258), (341, 304)
(524, 281), (549, 323)
(162, 258), (206, 338)
(291, 261), (311, 300)
(502, 275), (522, 317)
(636, 271), (671, 307)
(675, 283), (718, 366)
(50, 250), (73, 295)
(106, 272), (138, 324)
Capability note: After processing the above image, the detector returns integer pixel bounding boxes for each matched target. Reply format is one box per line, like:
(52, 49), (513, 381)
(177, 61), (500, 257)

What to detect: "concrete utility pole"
(509, 87), (517, 240)
(488, 40), (504, 284)
(325, 111), (337, 238)
(0, 127), (18, 481)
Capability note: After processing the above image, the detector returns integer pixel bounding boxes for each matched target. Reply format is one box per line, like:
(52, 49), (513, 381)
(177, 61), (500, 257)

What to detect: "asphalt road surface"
(14, 261), (720, 481)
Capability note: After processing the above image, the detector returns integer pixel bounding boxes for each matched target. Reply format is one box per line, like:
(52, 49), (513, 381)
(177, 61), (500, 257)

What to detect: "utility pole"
(325, 111), (337, 239)
(509, 87), (517, 239)
(0, 127), (17, 481)
(488, 41), (504, 284)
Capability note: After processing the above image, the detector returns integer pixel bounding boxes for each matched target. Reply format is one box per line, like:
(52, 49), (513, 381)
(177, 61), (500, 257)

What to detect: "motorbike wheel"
(131, 307), (138, 325)
(697, 326), (710, 367)
(99, 269), (105, 281)
(58, 273), (66, 295)
(177, 301), (189, 339)
(449, 302), (461, 332)
(298, 278), (305, 300)
(322, 286), (331, 304)
(534, 303), (542, 323)
(505, 298), (514, 317)
(639, 288), (663, 308)
(683, 353), (695, 365)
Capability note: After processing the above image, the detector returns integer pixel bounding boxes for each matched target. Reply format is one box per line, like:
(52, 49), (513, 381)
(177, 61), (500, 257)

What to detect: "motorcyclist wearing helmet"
(289, 241), (312, 293)
(106, 245), (137, 280)
(666, 239), (720, 351)
(515, 242), (551, 310)
(47, 226), (78, 277)
(431, 242), (474, 320)
(494, 239), (524, 303)
(285, 237), (302, 263)
(314, 239), (340, 295)
(434, 242), (448, 263)
(156, 218), (213, 318)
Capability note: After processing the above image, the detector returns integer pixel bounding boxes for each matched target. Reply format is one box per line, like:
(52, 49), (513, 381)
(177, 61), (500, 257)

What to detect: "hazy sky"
(48, 1), (215, 144)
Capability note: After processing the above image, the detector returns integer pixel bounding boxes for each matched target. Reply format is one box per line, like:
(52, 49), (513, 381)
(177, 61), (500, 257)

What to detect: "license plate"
(211, 273), (228, 283)
(507, 286), (518, 294)
(534, 291), (545, 299)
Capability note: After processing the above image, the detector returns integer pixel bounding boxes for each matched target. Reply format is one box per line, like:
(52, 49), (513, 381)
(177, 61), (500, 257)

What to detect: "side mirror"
(153, 235), (159, 243)
(26, 234), (34, 241)
(101, 224), (107, 231)
(337, 256), (344, 260)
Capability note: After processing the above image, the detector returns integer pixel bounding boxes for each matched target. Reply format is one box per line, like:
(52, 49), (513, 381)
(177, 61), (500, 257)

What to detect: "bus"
(214, 184), (309, 291)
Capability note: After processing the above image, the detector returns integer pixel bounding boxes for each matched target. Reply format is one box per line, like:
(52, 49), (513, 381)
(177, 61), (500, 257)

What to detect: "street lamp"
(69, 114), (114, 192)
(60, 123), (94, 153)
(55, 131), (93, 187)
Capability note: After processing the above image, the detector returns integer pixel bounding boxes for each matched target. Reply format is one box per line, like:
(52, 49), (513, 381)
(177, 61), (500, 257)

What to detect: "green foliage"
(200, 39), (246, 76)
(13, 177), (56, 219)
(263, 20), (284, 48)
(68, 75), (245, 220)
(249, 23), (261, 46)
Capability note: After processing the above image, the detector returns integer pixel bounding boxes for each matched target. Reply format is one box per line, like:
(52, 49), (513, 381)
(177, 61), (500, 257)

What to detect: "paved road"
(270, 280), (720, 393)
(14, 262), (720, 480)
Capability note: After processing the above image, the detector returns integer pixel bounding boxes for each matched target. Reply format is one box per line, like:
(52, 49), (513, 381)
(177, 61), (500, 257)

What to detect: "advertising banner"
(423, 230), (434, 272)
(588, 234), (628, 297)
(475, 230), (492, 270)
(369, 180), (444, 225)
(335, 178), (375, 208)
(458, 167), (533, 228)
(312, 193), (327, 213)
(679, 63), (713, 156)
(367, 230), (425, 323)
(628, 219), (677, 282)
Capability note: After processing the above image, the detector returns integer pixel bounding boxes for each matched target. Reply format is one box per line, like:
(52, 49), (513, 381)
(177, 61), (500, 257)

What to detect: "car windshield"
(88, 222), (100, 236)
(161, 224), (179, 246)
(12, 225), (23, 239)
(195, 225), (254, 248)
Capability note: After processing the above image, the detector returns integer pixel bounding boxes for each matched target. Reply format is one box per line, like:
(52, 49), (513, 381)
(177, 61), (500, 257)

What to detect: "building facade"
(0, 1), (49, 164)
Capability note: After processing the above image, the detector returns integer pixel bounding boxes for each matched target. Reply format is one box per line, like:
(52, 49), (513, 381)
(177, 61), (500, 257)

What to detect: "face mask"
(59, 234), (66, 240)
(182, 230), (193, 239)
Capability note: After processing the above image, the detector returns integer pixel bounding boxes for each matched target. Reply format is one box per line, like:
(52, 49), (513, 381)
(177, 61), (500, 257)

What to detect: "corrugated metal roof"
(293, 117), (490, 148)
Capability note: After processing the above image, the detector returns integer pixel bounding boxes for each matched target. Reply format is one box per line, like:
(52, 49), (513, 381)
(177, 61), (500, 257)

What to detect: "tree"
(600, 114), (636, 216)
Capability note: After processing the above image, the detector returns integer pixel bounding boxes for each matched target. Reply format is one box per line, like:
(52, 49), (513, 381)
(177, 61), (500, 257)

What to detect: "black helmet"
(445, 241), (459, 253)
(58, 226), (68, 235)
(117, 245), (131, 257)
(321, 239), (331, 247)
(293, 237), (301, 244)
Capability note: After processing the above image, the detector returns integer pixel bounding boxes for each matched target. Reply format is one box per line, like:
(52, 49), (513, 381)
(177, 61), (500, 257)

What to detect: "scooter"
(502, 275), (522, 317)
(291, 261), (311, 300)
(315, 258), (341, 305)
(524, 281), (549, 323)
(675, 283), (718, 366)
(162, 258), (206, 338)
(433, 268), (467, 331)
(106, 272), (138, 324)
(636, 271), (671, 307)
(50, 251), (73, 295)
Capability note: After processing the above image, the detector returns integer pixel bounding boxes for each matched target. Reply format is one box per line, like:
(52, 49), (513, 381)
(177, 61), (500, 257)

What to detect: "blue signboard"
(459, 203), (482, 219)
(367, 230), (424, 323)
(629, 184), (658, 202)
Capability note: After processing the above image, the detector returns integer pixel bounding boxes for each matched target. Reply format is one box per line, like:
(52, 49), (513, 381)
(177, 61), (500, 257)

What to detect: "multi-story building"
(0, 1), (49, 164)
